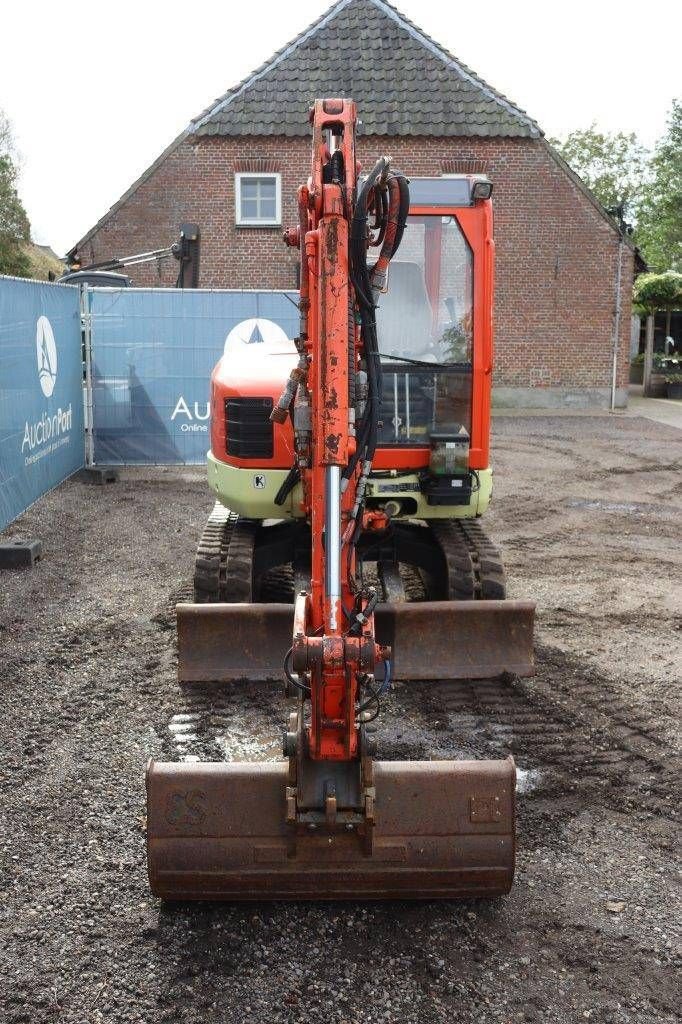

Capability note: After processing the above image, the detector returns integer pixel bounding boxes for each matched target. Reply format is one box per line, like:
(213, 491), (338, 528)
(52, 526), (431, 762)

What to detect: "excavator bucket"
(176, 599), (535, 683)
(147, 757), (515, 900)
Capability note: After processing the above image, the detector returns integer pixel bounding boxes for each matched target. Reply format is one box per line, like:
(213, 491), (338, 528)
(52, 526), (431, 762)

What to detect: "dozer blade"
(377, 600), (535, 679)
(177, 603), (292, 683)
(176, 599), (535, 683)
(147, 758), (515, 900)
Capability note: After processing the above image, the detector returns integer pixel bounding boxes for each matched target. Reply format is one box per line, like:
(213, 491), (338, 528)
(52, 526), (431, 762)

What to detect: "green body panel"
(207, 451), (304, 519)
(364, 469), (492, 518)
(207, 451), (492, 520)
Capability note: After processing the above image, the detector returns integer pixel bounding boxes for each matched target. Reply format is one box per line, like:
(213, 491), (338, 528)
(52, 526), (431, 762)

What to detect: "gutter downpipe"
(610, 233), (625, 412)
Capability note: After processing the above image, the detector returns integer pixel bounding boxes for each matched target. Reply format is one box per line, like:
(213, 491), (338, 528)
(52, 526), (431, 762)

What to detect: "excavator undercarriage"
(178, 503), (534, 684)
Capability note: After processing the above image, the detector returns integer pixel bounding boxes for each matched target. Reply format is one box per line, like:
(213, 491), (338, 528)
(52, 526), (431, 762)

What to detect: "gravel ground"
(0, 413), (680, 1024)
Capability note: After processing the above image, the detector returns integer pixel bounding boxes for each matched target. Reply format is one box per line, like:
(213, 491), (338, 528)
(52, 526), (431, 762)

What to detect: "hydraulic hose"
(274, 466), (300, 507)
(342, 159), (410, 606)
(297, 186), (310, 340)
(370, 174), (402, 291)
(345, 159), (387, 482)
(347, 161), (409, 481)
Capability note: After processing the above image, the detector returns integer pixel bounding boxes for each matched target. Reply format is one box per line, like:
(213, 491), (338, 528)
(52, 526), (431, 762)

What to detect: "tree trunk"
(643, 314), (655, 396)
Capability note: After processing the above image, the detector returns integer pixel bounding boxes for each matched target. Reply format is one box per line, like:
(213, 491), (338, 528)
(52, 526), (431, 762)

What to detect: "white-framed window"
(235, 172), (282, 226)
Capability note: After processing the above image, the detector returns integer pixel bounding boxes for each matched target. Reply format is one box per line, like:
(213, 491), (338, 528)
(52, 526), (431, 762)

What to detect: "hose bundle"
(346, 159), (409, 482)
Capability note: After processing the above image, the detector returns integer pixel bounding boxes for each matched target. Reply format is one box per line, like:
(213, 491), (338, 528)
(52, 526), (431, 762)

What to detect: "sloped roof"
(79, 0), (648, 260)
(191, 0), (541, 139)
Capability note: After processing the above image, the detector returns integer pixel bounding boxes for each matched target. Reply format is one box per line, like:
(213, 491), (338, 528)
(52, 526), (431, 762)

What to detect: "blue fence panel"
(88, 288), (298, 464)
(0, 277), (84, 532)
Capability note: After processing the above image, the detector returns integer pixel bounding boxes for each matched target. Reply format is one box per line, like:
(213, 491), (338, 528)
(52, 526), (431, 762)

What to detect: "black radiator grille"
(225, 397), (274, 459)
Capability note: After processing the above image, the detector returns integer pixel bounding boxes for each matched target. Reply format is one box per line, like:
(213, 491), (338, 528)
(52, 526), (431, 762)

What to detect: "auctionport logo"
(36, 315), (57, 397)
(224, 317), (289, 351)
(21, 315), (72, 464)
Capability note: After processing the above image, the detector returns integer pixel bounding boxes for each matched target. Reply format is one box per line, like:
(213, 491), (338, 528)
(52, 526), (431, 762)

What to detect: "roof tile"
(190, 0), (540, 139)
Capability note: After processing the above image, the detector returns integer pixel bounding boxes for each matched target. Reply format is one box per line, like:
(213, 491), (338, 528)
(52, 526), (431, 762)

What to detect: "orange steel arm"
(279, 99), (408, 763)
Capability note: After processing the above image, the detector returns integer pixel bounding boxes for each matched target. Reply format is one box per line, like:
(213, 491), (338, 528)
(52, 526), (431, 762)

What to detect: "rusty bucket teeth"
(176, 599), (535, 683)
(146, 758), (516, 901)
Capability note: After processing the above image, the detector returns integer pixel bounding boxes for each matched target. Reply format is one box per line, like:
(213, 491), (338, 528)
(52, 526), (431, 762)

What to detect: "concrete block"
(76, 467), (119, 485)
(0, 539), (42, 569)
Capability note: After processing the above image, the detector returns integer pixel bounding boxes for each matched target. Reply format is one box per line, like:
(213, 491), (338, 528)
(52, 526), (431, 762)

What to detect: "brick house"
(67, 0), (634, 408)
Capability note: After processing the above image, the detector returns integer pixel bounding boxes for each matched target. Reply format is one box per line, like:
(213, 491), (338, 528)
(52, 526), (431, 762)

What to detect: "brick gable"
(70, 132), (633, 400)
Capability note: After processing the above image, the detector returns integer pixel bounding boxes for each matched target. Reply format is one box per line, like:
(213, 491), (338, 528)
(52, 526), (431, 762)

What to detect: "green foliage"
(440, 323), (469, 362)
(22, 241), (64, 280)
(0, 111), (32, 278)
(664, 372), (682, 384)
(551, 104), (682, 271)
(0, 156), (31, 277)
(0, 109), (16, 161)
(550, 123), (650, 220)
(633, 348), (679, 372)
(636, 99), (682, 272)
(632, 271), (682, 312)
(0, 156), (30, 241)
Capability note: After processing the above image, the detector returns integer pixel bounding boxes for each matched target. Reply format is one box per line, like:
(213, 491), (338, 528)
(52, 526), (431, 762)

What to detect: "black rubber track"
(193, 503), (237, 603)
(193, 502), (258, 602)
(223, 520), (258, 601)
(428, 521), (476, 600)
(456, 519), (507, 600)
(193, 505), (507, 607)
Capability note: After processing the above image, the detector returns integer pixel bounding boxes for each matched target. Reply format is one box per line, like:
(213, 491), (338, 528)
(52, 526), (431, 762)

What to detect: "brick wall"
(73, 134), (634, 394)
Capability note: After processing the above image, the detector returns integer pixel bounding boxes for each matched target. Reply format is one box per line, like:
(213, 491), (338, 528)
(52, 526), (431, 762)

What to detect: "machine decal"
(164, 790), (207, 828)
(373, 482), (421, 493)
(36, 316), (57, 398)
(224, 318), (289, 352)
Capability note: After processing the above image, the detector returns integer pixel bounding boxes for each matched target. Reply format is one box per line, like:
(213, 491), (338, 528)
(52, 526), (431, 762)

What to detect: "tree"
(0, 109), (14, 158)
(630, 268), (679, 323)
(633, 269), (682, 339)
(0, 156), (32, 277)
(0, 110), (31, 277)
(551, 124), (650, 223)
(633, 270), (682, 313)
(633, 271), (682, 393)
(636, 99), (682, 272)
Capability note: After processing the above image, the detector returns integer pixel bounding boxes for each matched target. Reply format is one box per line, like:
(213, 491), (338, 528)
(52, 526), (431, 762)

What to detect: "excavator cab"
(147, 100), (534, 900)
(375, 199), (479, 445)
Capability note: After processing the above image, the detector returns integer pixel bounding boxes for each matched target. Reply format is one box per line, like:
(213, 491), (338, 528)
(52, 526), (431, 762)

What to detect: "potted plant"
(665, 372), (682, 400)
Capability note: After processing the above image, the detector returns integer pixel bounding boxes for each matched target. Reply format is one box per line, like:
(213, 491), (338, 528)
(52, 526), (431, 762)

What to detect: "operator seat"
(376, 261), (433, 360)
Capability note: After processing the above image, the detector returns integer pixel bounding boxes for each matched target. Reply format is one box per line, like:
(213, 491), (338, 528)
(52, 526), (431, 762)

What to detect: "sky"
(1, 0), (679, 254)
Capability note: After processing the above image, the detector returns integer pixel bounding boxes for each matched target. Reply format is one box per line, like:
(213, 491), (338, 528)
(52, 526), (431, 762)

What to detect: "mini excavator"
(146, 99), (535, 900)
